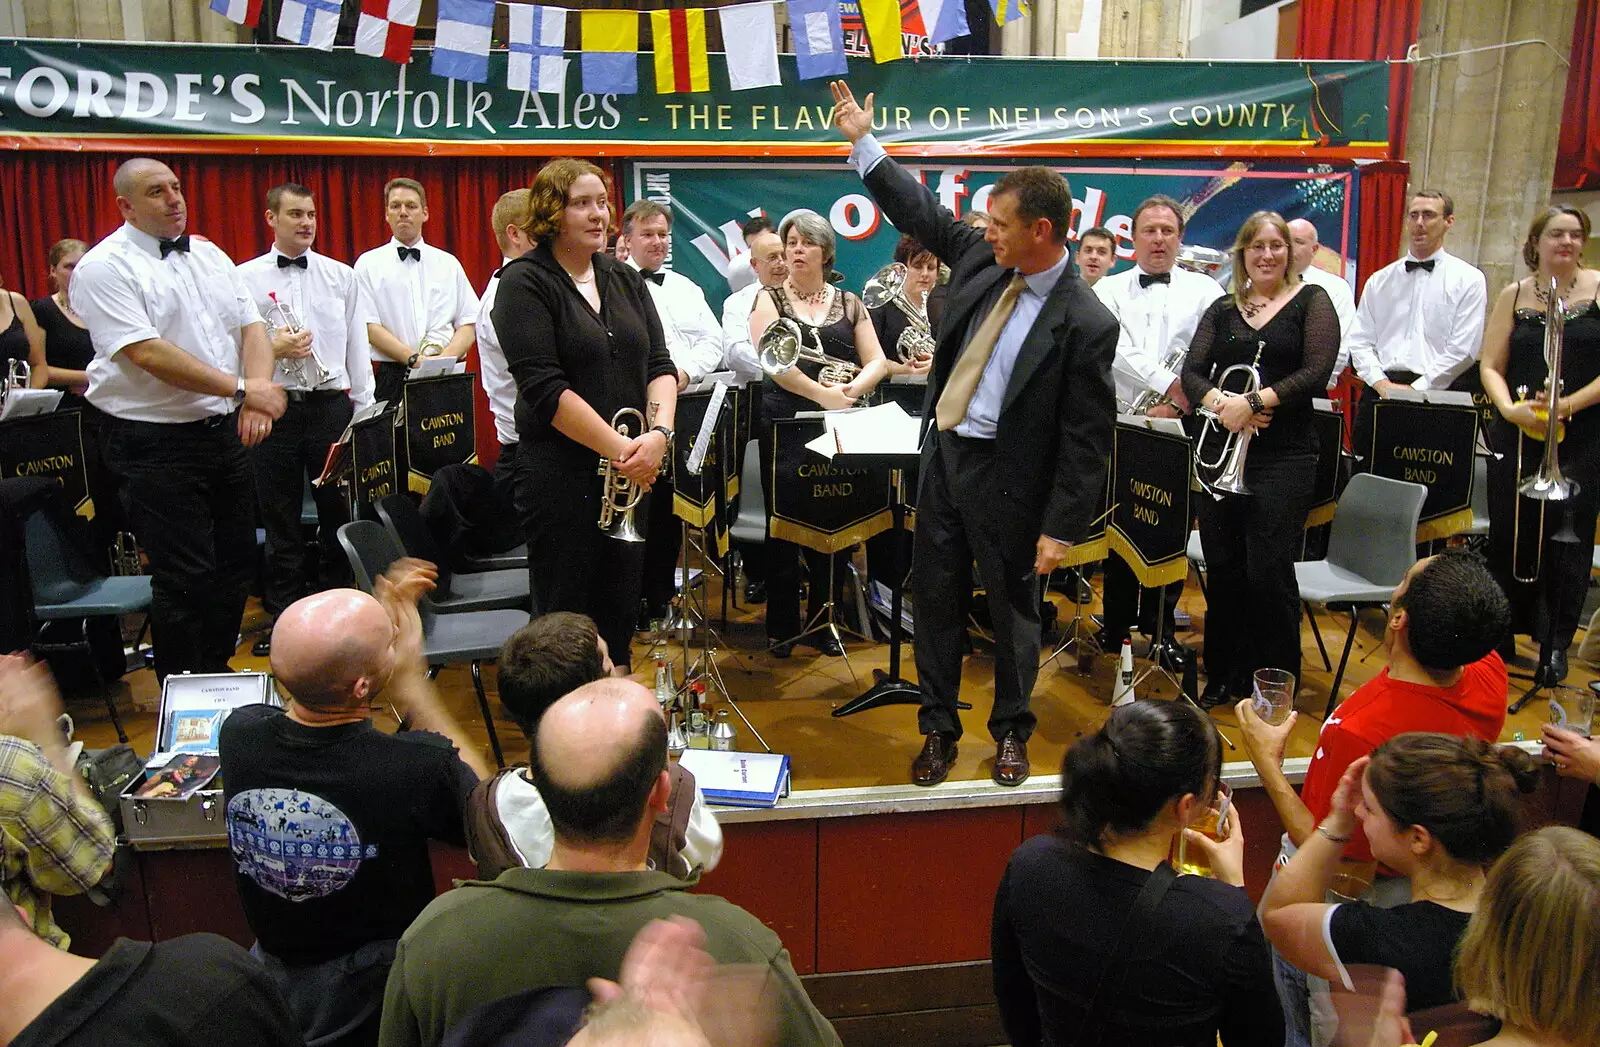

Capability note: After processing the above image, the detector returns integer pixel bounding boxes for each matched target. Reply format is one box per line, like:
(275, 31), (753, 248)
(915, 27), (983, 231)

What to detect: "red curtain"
(0, 152), (618, 466)
(1295, 0), (1423, 159)
(1555, 0), (1599, 190)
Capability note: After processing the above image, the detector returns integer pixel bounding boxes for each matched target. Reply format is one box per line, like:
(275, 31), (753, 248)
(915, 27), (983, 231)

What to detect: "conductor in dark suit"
(831, 83), (1117, 787)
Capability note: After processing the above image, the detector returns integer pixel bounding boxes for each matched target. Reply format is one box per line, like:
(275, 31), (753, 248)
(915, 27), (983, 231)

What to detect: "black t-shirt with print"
(218, 705), (476, 966)
(1328, 900), (1472, 1011)
(10, 935), (302, 1047)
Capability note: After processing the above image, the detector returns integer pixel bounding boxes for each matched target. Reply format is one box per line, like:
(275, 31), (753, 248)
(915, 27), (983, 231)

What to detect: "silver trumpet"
(266, 292), (334, 388)
(757, 317), (860, 388)
(1192, 339), (1265, 497)
(597, 402), (659, 542)
(1129, 345), (1190, 414)
(863, 262), (935, 362)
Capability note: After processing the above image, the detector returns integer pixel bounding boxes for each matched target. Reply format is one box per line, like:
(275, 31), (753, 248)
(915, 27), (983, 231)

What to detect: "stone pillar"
(1404, 0), (1579, 290)
(1001, 0), (1186, 57)
(17, 0), (246, 41)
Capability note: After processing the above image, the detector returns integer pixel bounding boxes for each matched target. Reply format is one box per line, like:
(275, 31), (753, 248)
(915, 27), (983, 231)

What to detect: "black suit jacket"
(862, 155), (1117, 559)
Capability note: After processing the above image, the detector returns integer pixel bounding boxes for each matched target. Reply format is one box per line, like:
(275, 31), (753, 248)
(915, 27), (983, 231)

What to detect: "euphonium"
(863, 262), (934, 362)
(757, 317), (859, 387)
(1192, 339), (1265, 498)
(597, 402), (658, 542)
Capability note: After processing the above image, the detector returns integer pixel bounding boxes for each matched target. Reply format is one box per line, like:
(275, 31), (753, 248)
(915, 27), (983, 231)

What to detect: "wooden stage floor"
(71, 571), (1590, 787)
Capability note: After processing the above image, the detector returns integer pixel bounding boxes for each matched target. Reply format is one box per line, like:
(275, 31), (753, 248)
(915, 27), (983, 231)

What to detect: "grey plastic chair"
(337, 520), (525, 767)
(460, 543), (530, 572)
(1460, 455), (1490, 538)
(729, 439), (766, 547)
(1294, 473), (1429, 717)
(375, 495), (530, 614)
(24, 506), (151, 742)
(1186, 529), (1206, 599)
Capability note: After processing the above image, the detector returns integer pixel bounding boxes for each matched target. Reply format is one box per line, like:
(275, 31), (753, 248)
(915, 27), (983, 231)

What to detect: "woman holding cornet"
(494, 158), (678, 670)
(749, 209), (888, 656)
(868, 234), (938, 376)
(1182, 210), (1338, 707)
(1479, 205), (1599, 684)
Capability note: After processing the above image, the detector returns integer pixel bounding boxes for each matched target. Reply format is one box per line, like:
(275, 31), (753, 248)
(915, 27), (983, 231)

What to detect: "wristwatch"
(651, 424), (674, 446)
(406, 352), (421, 369)
(233, 376), (247, 403)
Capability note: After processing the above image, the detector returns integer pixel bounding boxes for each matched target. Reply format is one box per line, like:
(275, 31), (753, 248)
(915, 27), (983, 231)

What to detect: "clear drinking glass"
(1252, 668), (1296, 726)
(1173, 780), (1233, 877)
(1550, 685), (1596, 737)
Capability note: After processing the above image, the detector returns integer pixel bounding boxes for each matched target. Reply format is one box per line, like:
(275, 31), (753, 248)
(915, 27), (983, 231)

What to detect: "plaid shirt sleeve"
(0, 735), (116, 896)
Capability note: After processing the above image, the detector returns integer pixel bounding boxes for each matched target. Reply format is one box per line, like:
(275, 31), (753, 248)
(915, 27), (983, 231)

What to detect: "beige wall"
(1002, 0), (1189, 57)
(11, 0), (246, 42)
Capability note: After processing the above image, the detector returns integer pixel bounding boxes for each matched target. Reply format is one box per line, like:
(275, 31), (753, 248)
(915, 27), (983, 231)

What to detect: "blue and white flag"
(508, 5), (568, 95)
(786, 0), (846, 80)
(431, 0), (495, 84)
(919, 0), (970, 44)
(276, 0), (341, 49)
(209, 0), (262, 28)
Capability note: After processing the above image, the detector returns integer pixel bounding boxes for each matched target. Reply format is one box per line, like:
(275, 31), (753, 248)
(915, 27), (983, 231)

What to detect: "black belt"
(285, 388), (350, 403)
(1384, 368), (1422, 384)
(123, 413), (233, 430)
(941, 429), (997, 451)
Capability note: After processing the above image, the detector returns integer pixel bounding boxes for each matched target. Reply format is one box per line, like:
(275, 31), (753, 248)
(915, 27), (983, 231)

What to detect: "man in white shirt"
(353, 178), (479, 406)
(1287, 218), (1356, 389)
(476, 189), (535, 533)
(720, 227), (788, 603)
(237, 183), (376, 653)
(724, 214), (776, 295)
(620, 200), (726, 623)
(1075, 225), (1117, 287)
(1092, 196), (1225, 655)
(72, 158), (286, 681)
(1346, 191), (1488, 454)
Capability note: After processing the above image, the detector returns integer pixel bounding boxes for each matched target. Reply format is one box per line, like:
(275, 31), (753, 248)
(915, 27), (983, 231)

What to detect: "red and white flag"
(208, 0), (262, 28)
(355, 0), (422, 64)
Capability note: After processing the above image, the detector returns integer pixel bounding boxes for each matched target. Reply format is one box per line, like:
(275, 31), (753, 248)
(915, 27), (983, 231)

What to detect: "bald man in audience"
(220, 561), (489, 1047)
(379, 679), (840, 1047)
(1286, 218), (1356, 388)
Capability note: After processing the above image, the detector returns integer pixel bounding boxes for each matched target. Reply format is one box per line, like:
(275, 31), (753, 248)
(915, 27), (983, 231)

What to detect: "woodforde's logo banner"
(0, 41), (1389, 158)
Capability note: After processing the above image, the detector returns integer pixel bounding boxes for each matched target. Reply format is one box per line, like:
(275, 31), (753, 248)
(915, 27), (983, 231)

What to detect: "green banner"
(0, 40), (1388, 156)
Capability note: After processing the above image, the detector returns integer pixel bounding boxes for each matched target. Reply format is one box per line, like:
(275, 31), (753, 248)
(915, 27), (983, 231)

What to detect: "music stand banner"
(769, 418), (891, 554)
(1369, 399), (1478, 541)
(351, 407), (400, 514)
(403, 373), (478, 495)
(0, 410), (91, 518)
(1307, 405), (1346, 529)
(673, 388), (723, 529)
(1108, 420), (1192, 587)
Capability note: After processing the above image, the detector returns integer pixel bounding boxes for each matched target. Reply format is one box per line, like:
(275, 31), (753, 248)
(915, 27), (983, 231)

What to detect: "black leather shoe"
(743, 580), (767, 604)
(1198, 677), (1233, 709)
(251, 637), (271, 657)
(808, 633), (845, 657)
(769, 640), (794, 659)
(993, 732), (1031, 786)
(1052, 568), (1094, 604)
(1092, 627), (1131, 654)
(912, 733), (958, 786)
(1156, 642), (1194, 675)
(1536, 646), (1570, 686)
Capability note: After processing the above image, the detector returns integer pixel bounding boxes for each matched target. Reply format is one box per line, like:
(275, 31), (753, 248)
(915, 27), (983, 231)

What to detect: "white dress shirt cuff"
(1151, 366), (1180, 397)
(849, 134), (889, 179)
(1357, 364), (1389, 388)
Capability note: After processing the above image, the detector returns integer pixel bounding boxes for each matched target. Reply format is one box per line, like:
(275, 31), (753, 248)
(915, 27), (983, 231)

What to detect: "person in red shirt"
(1235, 547), (1510, 1047)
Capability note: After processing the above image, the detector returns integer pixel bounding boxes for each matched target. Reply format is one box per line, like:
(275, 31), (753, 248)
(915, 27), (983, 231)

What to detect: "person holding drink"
(991, 700), (1283, 1047)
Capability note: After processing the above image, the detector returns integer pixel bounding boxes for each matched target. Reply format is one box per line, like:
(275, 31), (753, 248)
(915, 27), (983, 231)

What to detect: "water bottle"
(653, 659), (674, 709)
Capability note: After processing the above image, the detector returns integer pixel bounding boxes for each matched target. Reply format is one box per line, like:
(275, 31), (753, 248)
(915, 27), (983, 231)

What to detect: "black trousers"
(514, 443), (646, 671)
(373, 361), (406, 407)
(250, 391), (354, 617)
(1101, 554), (1181, 639)
(1351, 367), (1425, 468)
(912, 431), (1040, 743)
(1195, 451), (1315, 691)
(104, 413), (256, 681)
(1485, 420), (1600, 650)
(641, 472), (683, 614)
(758, 419), (847, 643)
(77, 404), (128, 560)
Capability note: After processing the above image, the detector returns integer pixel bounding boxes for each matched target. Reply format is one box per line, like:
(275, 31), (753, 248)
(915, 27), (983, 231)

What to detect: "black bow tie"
(643, 270), (665, 286)
(1138, 271), (1171, 288)
(277, 254), (308, 270)
(1405, 259), (1436, 273)
(158, 235), (191, 258)
(397, 246), (421, 263)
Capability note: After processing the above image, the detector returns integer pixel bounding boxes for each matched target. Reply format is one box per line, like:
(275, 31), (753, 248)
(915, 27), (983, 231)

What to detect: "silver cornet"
(597, 402), (659, 542)
(266, 291), (335, 388)
(757, 318), (859, 387)
(1128, 345), (1190, 414)
(863, 262), (935, 362)
(1192, 340), (1265, 497)
(1, 358), (30, 413)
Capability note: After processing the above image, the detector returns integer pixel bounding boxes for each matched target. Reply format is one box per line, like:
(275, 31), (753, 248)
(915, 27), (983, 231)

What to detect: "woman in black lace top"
(1479, 206), (1600, 684)
(1182, 211), (1339, 706)
(749, 210), (887, 655)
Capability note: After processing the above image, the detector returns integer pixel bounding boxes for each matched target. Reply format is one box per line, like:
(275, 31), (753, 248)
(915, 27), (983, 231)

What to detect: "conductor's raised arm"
(830, 81), (984, 268)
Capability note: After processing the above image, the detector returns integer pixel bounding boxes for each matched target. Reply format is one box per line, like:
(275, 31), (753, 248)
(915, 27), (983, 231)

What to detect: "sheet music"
(805, 402), (921, 460)
(408, 357), (466, 380)
(686, 381), (729, 477)
(0, 388), (63, 420)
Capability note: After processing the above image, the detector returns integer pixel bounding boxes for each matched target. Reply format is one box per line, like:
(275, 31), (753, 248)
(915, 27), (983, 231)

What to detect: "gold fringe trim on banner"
(1106, 528), (1190, 588)
(408, 470), (430, 495)
(1059, 535), (1107, 568)
(715, 526), (729, 558)
(726, 477), (739, 500)
(1416, 507), (1474, 544)
(674, 493), (717, 529)
(769, 510), (893, 554)
(1304, 501), (1336, 529)
(75, 496), (94, 520)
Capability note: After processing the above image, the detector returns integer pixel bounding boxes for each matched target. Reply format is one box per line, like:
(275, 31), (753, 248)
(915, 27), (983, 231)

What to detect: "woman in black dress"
(1479, 205), (1600, 683)
(1183, 210), (1338, 707)
(749, 209), (887, 656)
(868, 234), (937, 377)
(0, 270), (46, 389)
(992, 699), (1282, 1047)
(494, 159), (678, 669)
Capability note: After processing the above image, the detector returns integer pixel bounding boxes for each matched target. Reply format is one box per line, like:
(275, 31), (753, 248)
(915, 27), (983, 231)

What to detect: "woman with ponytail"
(991, 700), (1283, 1047)
(1260, 733), (1540, 1018)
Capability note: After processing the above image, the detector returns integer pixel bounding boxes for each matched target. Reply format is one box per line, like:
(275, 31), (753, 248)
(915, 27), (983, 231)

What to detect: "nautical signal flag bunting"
(431, 0), (495, 83)
(651, 9), (711, 94)
(355, 0), (421, 64)
(581, 9), (640, 95)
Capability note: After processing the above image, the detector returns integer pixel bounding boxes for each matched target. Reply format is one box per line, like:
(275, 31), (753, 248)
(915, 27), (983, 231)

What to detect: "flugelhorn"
(757, 318), (859, 387)
(862, 262), (934, 362)
(1511, 277), (1581, 583)
(1192, 339), (1265, 498)
(597, 401), (659, 543)
(266, 292), (334, 387)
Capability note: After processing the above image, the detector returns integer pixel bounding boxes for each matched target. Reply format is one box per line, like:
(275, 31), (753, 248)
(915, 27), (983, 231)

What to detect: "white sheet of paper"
(804, 401), (922, 460)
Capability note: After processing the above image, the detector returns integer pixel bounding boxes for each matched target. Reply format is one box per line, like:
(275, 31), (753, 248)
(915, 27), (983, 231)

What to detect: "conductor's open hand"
(1034, 535), (1072, 576)
(830, 82), (874, 143)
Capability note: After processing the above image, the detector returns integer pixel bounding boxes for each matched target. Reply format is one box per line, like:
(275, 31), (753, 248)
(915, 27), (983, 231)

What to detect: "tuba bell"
(863, 262), (935, 362)
(1192, 339), (1265, 498)
(757, 317), (860, 388)
(597, 402), (659, 542)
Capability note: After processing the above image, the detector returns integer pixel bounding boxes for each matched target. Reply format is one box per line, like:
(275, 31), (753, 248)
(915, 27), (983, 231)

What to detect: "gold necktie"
(936, 273), (1028, 431)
